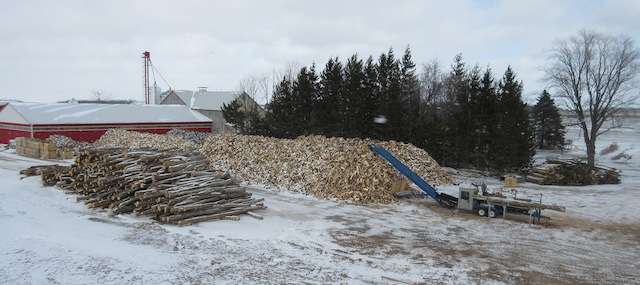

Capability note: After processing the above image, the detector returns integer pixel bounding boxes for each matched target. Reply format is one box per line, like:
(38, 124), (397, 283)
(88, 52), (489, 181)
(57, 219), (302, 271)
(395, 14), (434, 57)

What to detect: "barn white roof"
(172, 90), (239, 110)
(0, 102), (212, 125)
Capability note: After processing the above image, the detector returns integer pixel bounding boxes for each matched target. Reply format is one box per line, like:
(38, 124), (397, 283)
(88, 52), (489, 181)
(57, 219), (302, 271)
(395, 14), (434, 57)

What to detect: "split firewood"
(199, 133), (455, 204)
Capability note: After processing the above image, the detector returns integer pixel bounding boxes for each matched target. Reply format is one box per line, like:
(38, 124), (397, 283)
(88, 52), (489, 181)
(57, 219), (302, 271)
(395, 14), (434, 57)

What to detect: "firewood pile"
(54, 130), (453, 204)
(166, 129), (212, 146)
(93, 129), (198, 151)
(527, 158), (621, 186)
(199, 134), (454, 204)
(47, 135), (91, 153)
(20, 148), (266, 225)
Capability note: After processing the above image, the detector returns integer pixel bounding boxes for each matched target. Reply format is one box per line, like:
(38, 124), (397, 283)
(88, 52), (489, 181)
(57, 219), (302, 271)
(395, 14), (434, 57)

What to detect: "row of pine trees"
(223, 47), (565, 172)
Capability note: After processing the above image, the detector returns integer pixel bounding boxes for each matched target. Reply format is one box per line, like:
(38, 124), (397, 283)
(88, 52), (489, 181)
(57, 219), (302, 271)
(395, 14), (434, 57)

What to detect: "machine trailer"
(369, 144), (565, 223)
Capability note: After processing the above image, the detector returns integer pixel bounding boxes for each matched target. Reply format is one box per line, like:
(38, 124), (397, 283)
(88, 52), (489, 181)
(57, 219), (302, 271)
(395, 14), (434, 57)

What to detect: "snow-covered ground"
(1, 122), (639, 284)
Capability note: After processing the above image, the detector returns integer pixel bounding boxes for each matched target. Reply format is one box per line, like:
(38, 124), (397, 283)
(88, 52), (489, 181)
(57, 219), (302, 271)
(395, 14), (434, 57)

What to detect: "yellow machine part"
(391, 177), (409, 194)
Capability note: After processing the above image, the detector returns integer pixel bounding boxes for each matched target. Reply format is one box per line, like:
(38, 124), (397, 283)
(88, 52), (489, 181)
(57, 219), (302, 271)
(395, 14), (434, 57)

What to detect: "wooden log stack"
(527, 157), (621, 186)
(21, 148), (266, 225)
(14, 137), (73, 159)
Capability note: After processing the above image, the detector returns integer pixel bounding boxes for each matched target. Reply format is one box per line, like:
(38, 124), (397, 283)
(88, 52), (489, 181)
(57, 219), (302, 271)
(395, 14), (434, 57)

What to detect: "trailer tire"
(477, 209), (486, 216)
(488, 210), (497, 218)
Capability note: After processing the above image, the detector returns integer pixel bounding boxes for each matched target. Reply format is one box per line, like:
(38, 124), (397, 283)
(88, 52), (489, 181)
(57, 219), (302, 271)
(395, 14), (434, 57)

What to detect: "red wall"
(0, 128), (31, 144)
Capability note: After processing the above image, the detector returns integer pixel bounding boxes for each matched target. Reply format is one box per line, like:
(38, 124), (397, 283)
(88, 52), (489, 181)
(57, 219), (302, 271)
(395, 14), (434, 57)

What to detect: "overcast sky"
(1, 0), (638, 105)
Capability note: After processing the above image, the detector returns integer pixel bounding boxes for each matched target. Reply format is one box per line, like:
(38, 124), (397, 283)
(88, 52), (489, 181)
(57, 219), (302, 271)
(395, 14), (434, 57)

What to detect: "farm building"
(158, 87), (266, 132)
(0, 102), (212, 144)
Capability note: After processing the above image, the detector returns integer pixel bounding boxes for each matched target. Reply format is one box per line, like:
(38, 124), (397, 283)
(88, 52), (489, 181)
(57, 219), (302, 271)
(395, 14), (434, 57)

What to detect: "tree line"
(225, 28), (640, 176)
(224, 47), (565, 172)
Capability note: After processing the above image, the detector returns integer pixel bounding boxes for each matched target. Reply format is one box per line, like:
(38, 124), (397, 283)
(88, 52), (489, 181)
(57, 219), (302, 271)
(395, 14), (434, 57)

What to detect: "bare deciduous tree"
(235, 72), (270, 105)
(419, 58), (446, 118)
(545, 29), (640, 168)
(235, 62), (302, 106)
(91, 90), (113, 102)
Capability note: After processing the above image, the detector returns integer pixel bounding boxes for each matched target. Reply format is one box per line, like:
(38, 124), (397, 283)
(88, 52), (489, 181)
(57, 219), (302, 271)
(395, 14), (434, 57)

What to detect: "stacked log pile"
(15, 137), (74, 159)
(93, 129), (197, 151)
(166, 129), (211, 146)
(46, 135), (90, 154)
(528, 158), (621, 186)
(199, 134), (454, 204)
(20, 164), (68, 185)
(21, 148), (266, 225)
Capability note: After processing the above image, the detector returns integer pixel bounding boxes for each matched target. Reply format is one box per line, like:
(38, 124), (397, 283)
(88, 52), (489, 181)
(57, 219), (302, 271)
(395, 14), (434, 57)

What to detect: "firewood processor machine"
(369, 145), (565, 223)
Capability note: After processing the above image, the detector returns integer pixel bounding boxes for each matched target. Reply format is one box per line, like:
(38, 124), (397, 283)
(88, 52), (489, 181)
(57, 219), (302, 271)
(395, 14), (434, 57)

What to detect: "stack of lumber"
(199, 134), (454, 204)
(21, 148), (266, 225)
(473, 194), (566, 212)
(14, 137), (73, 159)
(528, 157), (620, 186)
(93, 129), (197, 151)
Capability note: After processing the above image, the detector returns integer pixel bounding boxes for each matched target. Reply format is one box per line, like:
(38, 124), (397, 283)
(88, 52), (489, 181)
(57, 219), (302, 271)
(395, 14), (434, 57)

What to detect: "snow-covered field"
(1, 122), (639, 284)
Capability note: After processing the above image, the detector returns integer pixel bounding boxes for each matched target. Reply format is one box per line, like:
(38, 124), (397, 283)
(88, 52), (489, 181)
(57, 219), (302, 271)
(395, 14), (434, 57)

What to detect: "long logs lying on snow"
(21, 148), (266, 225)
(527, 157), (620, 186)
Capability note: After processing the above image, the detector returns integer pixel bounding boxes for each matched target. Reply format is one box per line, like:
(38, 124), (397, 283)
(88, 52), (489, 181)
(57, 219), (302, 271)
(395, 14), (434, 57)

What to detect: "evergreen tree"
(447, 54), (473, 167)
(343, 54), (367, 137)
(532, 90), (565, 149)
(268, 66), (320, 138)
(361, 56), (380, 139)
(291, 65), (320, 136)
(268, 78), (296, 138)
(465, 65), (482, 167)
(375, 48), (402, 141)
(399, 46), (422, 143)
(221, 99), (246, 133)
(493, 66), (535, 171)
(470, 67), (498, 169)
(236, 100), (269, 136)
(244, 107), (268, 135)
(318, 57), (345, 137)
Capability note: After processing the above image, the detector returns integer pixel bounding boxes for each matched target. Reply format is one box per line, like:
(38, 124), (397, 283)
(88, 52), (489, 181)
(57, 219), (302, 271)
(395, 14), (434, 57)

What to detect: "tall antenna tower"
(142, 51), (151, 104)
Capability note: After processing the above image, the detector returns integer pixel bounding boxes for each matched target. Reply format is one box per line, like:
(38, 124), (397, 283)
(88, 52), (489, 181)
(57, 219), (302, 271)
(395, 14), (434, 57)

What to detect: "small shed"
(159, 88), (266, 132)
(0, 102), (212, 144)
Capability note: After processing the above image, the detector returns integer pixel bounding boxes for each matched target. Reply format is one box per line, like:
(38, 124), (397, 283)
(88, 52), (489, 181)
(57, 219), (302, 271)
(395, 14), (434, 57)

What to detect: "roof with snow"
(170, 90), (239, 110)
(0, 102), (212, 125)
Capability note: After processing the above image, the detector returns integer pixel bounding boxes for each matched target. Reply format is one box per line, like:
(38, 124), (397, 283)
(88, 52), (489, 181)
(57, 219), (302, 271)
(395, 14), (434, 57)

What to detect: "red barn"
(0, 102), (212, 144)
